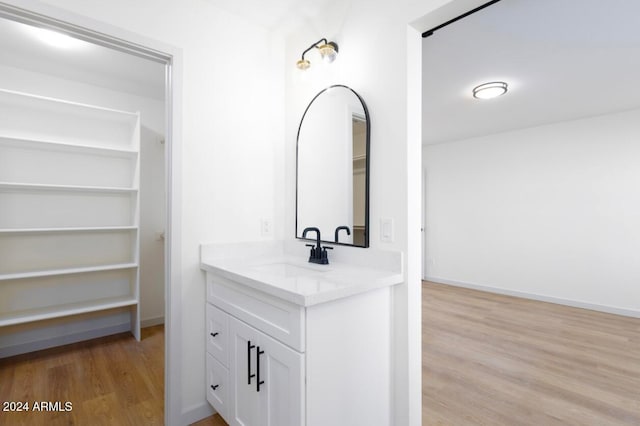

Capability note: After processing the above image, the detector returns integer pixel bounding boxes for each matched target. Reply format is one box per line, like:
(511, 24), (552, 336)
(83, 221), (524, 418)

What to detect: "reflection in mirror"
(296, 85), (369, 247)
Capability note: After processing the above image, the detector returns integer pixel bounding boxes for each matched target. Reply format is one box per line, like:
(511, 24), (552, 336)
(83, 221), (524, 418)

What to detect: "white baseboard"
(0, 323), (131, 358)
(180, 401), (215, 426)
(141, 316), (165, 328)
(424, 276), (640, 318)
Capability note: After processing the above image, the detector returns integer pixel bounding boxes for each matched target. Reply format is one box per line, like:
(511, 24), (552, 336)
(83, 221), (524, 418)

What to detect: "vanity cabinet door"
(228, 315), (304, 426)
(229, 317), (262, 426)
(257, 330), (304, 426)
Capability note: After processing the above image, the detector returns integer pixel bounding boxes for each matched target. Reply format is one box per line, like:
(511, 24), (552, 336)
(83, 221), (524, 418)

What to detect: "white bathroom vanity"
(200, 240), (402, 426)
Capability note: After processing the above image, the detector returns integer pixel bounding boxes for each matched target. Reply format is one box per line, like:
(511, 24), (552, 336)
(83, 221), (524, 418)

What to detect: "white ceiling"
(422, 0), (640, 144)
(0, 18), (165, 100)
(5, 0), (637, 139)
(201, 0), (338, 33)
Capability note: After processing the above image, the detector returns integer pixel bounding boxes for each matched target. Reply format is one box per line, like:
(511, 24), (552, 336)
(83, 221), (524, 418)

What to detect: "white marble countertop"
(200, 241), (403, 306)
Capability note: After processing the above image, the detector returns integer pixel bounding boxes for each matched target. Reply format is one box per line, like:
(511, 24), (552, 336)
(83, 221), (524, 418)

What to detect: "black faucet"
(302, 227), (333, 265)
(334, 226), (351, 243)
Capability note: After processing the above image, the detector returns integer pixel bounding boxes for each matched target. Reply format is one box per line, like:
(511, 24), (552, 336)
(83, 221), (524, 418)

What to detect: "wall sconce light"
(296, 38), (339, 70)
(472, 81), (508, 99)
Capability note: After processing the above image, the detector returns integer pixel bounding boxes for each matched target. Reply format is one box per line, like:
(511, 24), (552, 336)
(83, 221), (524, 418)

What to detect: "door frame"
(422, 167), (427, 279)
(0, 2), (184, 424)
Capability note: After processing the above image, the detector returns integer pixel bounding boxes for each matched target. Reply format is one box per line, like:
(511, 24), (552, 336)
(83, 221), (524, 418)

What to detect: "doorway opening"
(420, 0), (640, 423)
(0, 2), (178, 423)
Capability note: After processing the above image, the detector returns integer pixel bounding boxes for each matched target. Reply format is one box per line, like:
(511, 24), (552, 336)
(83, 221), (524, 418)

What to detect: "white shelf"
(0, 226), (137, 234)
(0, 263), (138, 281)
(0, 134), (138, 157)
(0, 296), (139, 327)
(0, 88), (139, 152)
(0, 88), (139, 119)
(0, 182), (137, 193)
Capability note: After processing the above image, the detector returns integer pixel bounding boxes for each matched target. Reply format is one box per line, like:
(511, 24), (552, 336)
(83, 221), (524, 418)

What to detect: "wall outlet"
(380, 218), (394, 243)
(261, 218), (272, 236)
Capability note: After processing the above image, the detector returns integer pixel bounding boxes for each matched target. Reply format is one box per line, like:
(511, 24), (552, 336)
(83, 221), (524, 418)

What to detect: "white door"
(229, 317), (262, 426)
(258, 331), (304, 426)
(228, 316), (304, 426)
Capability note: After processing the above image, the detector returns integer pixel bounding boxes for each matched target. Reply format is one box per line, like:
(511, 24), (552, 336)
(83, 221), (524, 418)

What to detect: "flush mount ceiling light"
(296, 38), (339, 70)
(27, 26), (87, 49)
(472, 81), (508, 100)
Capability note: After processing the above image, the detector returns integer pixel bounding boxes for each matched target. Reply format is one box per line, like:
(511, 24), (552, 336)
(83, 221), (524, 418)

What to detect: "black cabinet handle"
(247, 340), (256, 385)
(256, 346), (265, 392)
(211, 384), (219, 391)
(210, 332), (219, 337)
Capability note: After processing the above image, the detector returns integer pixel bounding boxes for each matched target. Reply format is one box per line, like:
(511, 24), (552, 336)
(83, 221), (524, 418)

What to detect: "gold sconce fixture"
(296, 38), (339, 70)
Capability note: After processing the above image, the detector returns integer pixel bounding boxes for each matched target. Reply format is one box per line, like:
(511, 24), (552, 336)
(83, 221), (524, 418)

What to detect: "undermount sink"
(250, 262), (329, 277)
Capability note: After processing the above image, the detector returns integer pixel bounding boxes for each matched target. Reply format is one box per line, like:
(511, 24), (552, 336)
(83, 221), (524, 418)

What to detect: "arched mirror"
(296, 85), (370, 247)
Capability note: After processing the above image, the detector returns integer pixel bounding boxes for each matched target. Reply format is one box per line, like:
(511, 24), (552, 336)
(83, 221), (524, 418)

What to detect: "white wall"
(283, 2), (444, 424)
(139, 123), (167, 326)
(423, 109), (640, 316)
(0, 63), (167, 326)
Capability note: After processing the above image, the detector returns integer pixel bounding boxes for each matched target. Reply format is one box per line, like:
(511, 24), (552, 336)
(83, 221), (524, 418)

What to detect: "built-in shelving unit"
(0, 88), (141, 344)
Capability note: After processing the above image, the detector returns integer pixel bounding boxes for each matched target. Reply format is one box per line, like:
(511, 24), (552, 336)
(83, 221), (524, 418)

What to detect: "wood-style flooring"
(422, 281), (640, 425)
(0, 325), (227, 426)
(191, 413), (227, 426)
(0, 326), (165, 426)
(1, 284), (638, 425)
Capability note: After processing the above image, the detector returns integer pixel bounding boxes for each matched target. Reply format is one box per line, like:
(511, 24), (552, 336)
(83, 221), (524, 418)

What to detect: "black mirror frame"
(295, 84), (371, 248)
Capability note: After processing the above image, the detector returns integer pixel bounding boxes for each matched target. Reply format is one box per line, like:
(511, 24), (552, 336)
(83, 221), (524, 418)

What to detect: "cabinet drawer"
(206, 353), (229, 422)
(206, 273), (305, 352)
(206, 303), (229, 366)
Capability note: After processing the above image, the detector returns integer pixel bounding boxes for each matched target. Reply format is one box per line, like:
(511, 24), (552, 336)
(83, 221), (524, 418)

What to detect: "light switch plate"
(380, 218), (394, 242)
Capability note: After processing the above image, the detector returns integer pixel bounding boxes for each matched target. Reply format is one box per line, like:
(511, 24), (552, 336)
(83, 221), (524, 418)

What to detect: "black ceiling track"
(422, 0), (503, 38)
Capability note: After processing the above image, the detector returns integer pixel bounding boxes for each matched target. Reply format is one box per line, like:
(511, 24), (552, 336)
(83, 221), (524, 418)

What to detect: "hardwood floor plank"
(127, 399), (164, 426)
(423, 281), (640, 425)
(81, 392), (129, 425)
(0, 326), (164, 426)
(191, 414), (228, 425)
